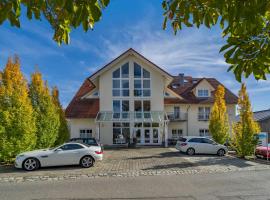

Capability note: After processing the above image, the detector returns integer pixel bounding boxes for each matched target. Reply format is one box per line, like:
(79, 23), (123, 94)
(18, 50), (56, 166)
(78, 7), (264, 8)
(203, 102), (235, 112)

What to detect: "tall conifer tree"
(209, 85), (230, 144)
(233, 84), (260, 157)
(0, 57), (36, 162)
(52, 86), (69, 145)
(29, 71), (60, 148)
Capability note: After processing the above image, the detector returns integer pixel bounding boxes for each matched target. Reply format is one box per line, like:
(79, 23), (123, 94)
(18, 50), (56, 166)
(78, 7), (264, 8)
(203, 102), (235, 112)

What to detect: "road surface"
(1, 170), (270, 200)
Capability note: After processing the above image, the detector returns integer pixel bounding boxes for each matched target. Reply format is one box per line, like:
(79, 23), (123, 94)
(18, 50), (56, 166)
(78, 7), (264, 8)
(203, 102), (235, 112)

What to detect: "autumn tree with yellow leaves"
(0, 57), (36, 162)
(209, 85), (230, 144)
(29, 71), (60, 149)
(232, 84), (260, 158)
(52, 86), (69, 145)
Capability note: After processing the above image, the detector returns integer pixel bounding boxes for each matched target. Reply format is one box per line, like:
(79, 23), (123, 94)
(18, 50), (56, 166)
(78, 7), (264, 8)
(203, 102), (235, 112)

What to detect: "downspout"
(186, 105), (191, 136)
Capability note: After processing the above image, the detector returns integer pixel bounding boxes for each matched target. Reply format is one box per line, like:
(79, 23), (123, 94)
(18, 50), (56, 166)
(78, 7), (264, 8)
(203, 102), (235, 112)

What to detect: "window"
(188, 138), (203, 143)
(60, 144), (84, 151)
(202, 138), (214, 144)
(113, 100), (129, 119)
(174, 107), (180, 118)
(133, 63), (150, 97)
(134, 100), (151, 119)
(198, 89), (209, 97)
(113, 123), (130, 144)
(80, 129), (92, 138)
(199, 129), (210, 137)
(198, 107), (210, 120)
(172, 129), (183, 139)
(93, 91), (99, 96)
(112, 63), (129, 97)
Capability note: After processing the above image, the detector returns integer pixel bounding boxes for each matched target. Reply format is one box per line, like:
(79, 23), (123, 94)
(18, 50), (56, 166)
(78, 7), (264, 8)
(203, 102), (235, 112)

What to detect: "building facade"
(65, 49), (238, 146)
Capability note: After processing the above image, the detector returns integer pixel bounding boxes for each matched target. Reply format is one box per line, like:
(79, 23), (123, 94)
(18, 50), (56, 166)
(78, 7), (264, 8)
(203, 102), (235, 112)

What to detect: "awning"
(95, 111), (168, 123)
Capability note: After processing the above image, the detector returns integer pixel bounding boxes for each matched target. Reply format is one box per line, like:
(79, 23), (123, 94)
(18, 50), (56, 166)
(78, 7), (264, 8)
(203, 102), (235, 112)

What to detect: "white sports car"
(15, 142), (103, 171)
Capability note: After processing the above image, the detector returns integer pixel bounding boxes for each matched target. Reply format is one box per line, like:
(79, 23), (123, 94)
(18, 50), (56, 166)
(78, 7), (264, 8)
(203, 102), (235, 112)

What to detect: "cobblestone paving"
(0, 147), (270, 183)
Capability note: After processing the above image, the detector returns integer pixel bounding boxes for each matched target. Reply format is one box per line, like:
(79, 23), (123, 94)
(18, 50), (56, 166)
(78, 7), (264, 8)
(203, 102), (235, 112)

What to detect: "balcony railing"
(167, 112), (187, 121)
(198, 112), (210, 121)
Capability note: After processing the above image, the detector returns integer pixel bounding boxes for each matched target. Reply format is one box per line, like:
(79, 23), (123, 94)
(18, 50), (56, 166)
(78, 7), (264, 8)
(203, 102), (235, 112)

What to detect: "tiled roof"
(236, 109), (270, 122)
(65, 79), (99, 118)
(167, 77), (238, 104)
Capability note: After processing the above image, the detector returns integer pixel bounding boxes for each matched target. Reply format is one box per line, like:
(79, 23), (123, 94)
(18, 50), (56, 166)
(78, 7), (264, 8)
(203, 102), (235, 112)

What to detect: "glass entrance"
(134, 128), (160, 145)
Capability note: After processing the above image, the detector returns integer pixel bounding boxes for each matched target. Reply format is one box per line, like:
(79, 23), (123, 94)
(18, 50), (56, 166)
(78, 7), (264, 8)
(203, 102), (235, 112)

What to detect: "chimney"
(178, 73), (184, 85)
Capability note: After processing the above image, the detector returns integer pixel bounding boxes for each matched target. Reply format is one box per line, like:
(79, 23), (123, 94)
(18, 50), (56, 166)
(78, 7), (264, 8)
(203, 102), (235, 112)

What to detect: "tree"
(0, 57), (36, 162)
(209, 85), (230, 144)
(52, 86), (69, 145)
(29, 71), (60, 149)
(0, 0), (110, 44)
(232, 83), (260, 158)
(162, 0), (270, 81)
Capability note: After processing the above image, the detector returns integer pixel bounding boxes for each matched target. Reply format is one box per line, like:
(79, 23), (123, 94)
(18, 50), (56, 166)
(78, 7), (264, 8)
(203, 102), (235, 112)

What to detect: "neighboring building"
(236, 109), (270, 142)
(65, 48), (238, 146)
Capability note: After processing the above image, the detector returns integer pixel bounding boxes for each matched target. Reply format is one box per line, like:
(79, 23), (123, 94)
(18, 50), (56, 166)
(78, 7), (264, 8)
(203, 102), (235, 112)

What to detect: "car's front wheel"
(186, 148), (195, 156)
(23, 158), (40, 171)
(217, 149), (225, 156)
(80, 156), (94, 168)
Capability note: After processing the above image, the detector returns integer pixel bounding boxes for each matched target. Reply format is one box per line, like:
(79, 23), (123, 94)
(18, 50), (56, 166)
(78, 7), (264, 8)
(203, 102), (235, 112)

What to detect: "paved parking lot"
(0, 147), (270, 183)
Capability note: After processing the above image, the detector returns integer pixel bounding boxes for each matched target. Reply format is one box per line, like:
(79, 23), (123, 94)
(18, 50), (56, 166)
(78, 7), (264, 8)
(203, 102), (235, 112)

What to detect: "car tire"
(22, 158), (40, 171)
(80, 156), (94, 168)
(186, 148), (195, 156)
(217, 149), (225, 156)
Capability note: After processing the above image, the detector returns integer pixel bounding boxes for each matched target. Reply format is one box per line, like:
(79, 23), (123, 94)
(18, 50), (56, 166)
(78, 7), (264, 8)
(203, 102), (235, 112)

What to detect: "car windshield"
(178, 137), (187, 142)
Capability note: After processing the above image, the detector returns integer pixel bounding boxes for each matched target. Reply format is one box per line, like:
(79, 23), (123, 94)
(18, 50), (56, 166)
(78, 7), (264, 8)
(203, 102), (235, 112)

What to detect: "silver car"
(175, 136), (228, 156)
(15, 142), (103, 171)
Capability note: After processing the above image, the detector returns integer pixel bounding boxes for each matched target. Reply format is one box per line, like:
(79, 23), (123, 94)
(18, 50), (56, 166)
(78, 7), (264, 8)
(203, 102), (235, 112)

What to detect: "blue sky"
(0, 0), (269, 111)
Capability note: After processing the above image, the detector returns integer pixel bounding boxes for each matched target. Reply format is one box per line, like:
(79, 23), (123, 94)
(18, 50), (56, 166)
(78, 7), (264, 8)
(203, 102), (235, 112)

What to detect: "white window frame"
(79, 129), (92, 138)
(198, 107), (210, 121)
(133, 63), (151, 97)
(199, 129), (210, 137)
(172, 129), (183, 139)
(198, 89), (209, 97)
(112, 63), (130, 97)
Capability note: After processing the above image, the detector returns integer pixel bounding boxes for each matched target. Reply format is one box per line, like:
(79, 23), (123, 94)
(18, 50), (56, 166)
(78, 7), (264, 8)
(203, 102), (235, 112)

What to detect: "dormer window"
(93, 91), (99, 96)
(164, 92), (170, 97)
(198, 89), (209, 97)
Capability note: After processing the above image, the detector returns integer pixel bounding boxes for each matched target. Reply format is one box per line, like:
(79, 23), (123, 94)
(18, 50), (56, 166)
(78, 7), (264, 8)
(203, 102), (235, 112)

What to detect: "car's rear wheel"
(80, 156), (94, 168)
(217, 149), (225, 156)
(23, 158), (40, 171)
(186, 148), (195, 156)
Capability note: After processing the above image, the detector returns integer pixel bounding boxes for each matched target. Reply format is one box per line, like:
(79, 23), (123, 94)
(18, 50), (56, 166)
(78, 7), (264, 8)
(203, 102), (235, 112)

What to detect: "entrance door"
(135, 128), (143, 144)
(152, 128), (160, 144)
(144, 129), (151, 144)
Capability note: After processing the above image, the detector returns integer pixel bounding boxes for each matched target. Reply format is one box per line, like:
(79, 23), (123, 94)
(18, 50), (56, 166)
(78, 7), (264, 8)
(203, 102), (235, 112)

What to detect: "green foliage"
(209, 85), (229, 144)
(29, 71), (60, 149)
(163, 0), (270, 81)
(232, 84), (260, 158)
(0, 57), (36, 162)
(0, 0), (110, 44)
(52, 86), (69, 145)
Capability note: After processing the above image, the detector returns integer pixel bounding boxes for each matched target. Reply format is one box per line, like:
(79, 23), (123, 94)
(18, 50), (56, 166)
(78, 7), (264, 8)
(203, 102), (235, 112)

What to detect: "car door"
(201, 138), (216, 154)
(188, 138), (203, 153)
(47, 144), (84, 166)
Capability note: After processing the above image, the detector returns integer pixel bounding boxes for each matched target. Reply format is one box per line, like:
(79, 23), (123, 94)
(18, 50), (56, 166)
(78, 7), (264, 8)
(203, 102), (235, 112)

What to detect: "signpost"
(257, 132), (269, 161)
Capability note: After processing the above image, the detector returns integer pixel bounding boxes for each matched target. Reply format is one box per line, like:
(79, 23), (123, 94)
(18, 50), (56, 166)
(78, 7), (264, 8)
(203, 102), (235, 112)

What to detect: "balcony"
(167, 112), (187, 121)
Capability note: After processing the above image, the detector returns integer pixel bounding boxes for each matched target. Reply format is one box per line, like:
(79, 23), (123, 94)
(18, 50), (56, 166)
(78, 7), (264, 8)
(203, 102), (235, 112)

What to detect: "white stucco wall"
(67, 118), (96, 139)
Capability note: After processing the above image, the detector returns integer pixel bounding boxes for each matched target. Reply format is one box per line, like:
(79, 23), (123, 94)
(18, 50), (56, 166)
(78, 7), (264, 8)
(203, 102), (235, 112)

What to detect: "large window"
(199, 129), (210, 137)
(113, 100), (129, 119)
(134, 100), (151, 119)
(113, 122), (130, 144)
(172, 129), (183, 139)
(80, 129), (92, 138)
(198, 107), (210, 120)
(134, 63), (150, 97)
(198, 89), (209, 97)
(112, 63), (129, 97)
